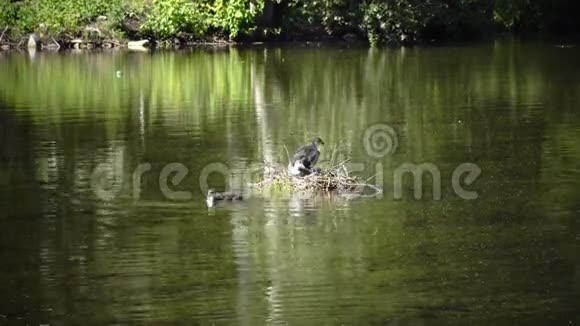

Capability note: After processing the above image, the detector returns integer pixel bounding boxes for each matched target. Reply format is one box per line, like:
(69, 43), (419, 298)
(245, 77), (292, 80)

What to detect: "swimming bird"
(288, 137), (324, 176)
(206, 189), (243, 207)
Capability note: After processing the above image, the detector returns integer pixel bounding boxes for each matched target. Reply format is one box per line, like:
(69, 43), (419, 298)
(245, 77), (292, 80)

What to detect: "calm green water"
(1, 41), (579, 325)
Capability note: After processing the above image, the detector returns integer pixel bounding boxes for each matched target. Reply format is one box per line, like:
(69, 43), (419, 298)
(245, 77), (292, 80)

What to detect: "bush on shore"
(142, 0), (263, 39)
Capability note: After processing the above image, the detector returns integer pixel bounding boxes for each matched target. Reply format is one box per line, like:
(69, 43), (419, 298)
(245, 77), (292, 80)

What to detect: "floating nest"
(252, 160), (382, 196)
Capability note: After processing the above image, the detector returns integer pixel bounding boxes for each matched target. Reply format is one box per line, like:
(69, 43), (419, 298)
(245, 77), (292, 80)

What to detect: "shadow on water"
(0, 101), (45, 324)
(0, 40), (579, 324)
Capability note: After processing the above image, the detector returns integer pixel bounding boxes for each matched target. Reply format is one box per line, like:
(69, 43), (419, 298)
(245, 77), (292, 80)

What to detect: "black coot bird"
(206, 189), (243, 207)
(288, 137), (324, 176)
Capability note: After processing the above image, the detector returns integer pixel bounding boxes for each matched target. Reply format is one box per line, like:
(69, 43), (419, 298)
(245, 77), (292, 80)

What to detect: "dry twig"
(0, 26), (8, 43)
(52, 37), (61, 50)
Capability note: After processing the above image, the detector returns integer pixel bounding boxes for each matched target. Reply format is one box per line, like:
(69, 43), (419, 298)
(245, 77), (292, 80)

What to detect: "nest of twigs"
(252, 160), (381, 196)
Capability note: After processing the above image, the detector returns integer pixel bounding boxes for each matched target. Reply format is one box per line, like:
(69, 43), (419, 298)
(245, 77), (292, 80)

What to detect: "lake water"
(0, 40), (579, 325)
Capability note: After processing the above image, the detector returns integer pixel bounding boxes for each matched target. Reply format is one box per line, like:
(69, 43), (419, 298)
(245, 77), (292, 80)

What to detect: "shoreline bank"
(1, 32), (579, 53)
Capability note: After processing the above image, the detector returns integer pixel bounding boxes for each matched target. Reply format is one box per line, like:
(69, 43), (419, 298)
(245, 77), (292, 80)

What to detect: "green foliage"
(285, 0), (360, 34)
(0, 0), (123, 35)
(283, 0), (496, 45)
(143, 0), (263, 39)
(0, 0), (579, 43)
(361, 0), (437, 45)
(494, 0), (529, 30)
(209, 0), (264, 38)
(123, 0), (150, 19)
(142, 0), (211, 38)
(0, 1), (17, 28)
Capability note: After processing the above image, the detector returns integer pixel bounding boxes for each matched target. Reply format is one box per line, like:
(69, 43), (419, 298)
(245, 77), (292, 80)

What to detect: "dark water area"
(0, 41), (579, 325)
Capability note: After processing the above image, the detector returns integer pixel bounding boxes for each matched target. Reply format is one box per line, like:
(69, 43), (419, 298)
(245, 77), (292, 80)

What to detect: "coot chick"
(206, 189), (243, 207)
(288, 137), (324, 176)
